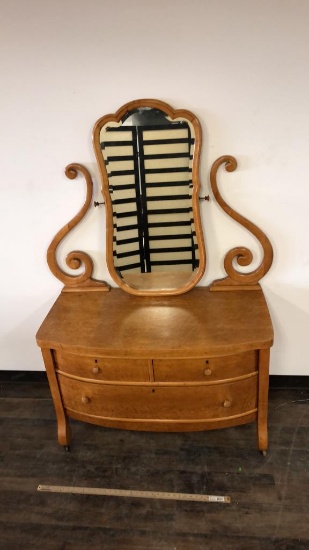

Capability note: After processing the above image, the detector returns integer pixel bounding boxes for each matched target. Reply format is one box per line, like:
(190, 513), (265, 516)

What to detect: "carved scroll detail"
(209, 156), (273, 291)
(47, 163), (109, 292)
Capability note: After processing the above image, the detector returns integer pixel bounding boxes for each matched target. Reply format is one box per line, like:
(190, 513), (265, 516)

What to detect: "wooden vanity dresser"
(37, 287), (273, 452)
(36, 99), (274, 453)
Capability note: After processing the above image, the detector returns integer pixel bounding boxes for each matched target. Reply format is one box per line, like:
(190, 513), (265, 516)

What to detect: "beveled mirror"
(93, 99), (206, 295)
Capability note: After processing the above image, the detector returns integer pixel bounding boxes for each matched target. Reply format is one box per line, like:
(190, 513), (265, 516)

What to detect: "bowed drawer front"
(152, 351), (258, 382)
(53, 349), (259, 431)
(55, 351), (150, 382)
(57, 370), (258, 421)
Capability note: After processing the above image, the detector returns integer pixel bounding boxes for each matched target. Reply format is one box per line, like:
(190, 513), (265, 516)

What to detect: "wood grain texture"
(0, 384), (308, 549)
(257, 348), (270, 451)
(58, 373), (257, 420)
(37, 287), (272, 448)
(36, 287), (273, 358)
(55, 352), (150, 382)
(41, 348), (72, 446)
(46, 163), (110, 292)
(153, 351), (258, 382)
(209, 156), (273, 290)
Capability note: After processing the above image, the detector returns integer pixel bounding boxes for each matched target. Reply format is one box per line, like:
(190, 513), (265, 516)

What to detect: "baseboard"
(0, 371), (48, 383)
(269, 375), (309, 389)
(0, 371), (308, 389)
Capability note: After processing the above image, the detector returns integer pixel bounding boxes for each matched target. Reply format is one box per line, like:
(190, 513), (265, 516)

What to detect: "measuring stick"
(38, 484), (230, 503)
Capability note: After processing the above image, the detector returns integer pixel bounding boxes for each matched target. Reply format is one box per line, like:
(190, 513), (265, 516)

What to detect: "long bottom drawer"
(58, 374), (258, 422)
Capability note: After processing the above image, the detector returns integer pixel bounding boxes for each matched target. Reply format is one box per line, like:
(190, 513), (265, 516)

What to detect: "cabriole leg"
(41, 348), (72, 449)
(257, 348), (270, 452)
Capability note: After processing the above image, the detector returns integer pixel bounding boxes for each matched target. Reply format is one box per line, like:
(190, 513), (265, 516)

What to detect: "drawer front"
(58, 373), (258, 421)
(153, 351), (257, 382)
(54, 351), (150, 382)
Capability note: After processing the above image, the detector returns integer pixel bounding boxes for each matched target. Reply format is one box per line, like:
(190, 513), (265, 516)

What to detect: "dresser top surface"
(36, 287), (273, 358)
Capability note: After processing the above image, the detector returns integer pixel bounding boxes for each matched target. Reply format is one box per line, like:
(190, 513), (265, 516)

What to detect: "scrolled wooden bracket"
(47, 163), (110, 293)
(209, 155), (273, 291)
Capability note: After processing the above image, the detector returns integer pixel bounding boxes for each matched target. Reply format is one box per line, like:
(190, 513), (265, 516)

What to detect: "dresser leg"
(57, 415), (72, 448)
(41, 348), (72, 448)
(257, 348), (270, 452)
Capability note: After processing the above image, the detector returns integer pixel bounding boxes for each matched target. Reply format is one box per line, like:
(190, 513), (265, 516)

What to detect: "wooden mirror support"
(47, 163), (110, 292)
(37, 100), (274, 455)
(209, 156), (273, 291)
(46, 105), (273, 295)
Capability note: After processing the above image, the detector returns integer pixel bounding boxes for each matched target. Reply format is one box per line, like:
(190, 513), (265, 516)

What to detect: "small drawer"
(153, 351), (258, 382)
(57, 373), (258, 421)
(54, 351), (150, 382)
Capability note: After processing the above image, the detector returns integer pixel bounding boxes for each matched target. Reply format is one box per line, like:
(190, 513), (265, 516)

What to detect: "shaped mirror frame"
(93, 99), (206, 295)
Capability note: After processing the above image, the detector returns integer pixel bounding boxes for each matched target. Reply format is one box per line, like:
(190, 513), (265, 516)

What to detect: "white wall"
(1, 0), (308, 374)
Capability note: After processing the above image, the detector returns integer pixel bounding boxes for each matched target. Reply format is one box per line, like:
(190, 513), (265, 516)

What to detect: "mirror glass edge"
(93, 99), (206, 296)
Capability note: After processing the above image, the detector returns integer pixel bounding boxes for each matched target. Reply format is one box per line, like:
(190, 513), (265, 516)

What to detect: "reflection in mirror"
(94, 100), (205, 294)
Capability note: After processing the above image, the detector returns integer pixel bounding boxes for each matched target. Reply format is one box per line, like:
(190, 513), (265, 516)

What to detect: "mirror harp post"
(93, 99), (206, 296)
(46, 163), (110, 292)
(209, 155), (273, 291)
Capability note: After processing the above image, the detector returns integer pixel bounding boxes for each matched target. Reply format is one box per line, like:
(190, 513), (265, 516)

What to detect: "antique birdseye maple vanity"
(36, 99), (273, 454)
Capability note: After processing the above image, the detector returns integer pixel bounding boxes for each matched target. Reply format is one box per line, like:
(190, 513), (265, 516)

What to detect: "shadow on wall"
(264, 284), (309, 376)
(1, 295), (59, 372)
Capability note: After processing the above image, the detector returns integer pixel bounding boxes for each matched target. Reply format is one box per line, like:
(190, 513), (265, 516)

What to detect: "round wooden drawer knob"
(92, 366), (100, 374)
(81, 396), (90, 404)
(203, 368), (212, 376)
(223, 400), (232, 408)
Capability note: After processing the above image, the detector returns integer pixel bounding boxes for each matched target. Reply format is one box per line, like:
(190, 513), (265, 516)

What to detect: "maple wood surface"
(209, 156), (273, 290)
(58, 373), (258, 420)
(36, 287), (273, 359)
(37, 287), (273, 447)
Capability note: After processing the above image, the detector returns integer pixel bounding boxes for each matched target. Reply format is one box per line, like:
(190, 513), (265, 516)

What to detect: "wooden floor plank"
(0, 385), (308, 548)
